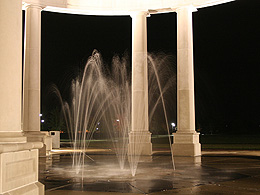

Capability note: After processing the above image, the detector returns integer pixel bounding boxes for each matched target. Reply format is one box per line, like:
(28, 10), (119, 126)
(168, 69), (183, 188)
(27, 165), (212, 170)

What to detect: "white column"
(23, 4), (52, 156)
(129, 12), (152, 155)
(0, 0), (26, 143)
(172, 6), (201, 156)
(23, 4), (42, 132)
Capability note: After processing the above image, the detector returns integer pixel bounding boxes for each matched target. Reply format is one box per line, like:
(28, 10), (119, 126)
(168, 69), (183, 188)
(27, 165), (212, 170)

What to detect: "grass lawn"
(151, 134), (260, 150)
(200, 134), (260, 150)
(60, 134), (260, 150)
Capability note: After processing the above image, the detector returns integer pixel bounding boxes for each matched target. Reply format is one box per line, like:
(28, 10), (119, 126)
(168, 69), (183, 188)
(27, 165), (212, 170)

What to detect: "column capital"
(175, 5), (197, 13)
(130, 11), (149, 18)
(23, 3), (45, 10)
(0, 132), (26, 143)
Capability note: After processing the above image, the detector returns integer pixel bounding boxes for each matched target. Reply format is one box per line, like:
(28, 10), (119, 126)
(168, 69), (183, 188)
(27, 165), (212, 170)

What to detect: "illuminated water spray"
(53, 50), (175, 176)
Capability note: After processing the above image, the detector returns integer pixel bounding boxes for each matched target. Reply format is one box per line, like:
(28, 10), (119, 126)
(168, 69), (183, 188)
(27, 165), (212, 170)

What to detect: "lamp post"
(171, 122), (176, 132)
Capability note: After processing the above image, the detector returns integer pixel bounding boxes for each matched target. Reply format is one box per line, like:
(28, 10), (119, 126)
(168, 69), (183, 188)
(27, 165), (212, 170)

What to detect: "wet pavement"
(39, 149), (260, 194)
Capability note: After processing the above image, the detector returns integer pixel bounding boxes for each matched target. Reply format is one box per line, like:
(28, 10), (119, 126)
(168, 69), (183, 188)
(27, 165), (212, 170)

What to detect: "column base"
(172, 132), (201, 156)
(128, 131), (152, 156)
(24, 131), (52, 157)
(0, 143), (44, 194)
(0, 132), (26, 143)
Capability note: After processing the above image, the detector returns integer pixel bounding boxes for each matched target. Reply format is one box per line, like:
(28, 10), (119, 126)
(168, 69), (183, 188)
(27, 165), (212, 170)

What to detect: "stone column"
(0, 0), (44, 194)
(0, 0), (26, 143)
(23, 4), (52, 155)
(129, 12), (152, 155)
(23, 4), (42, 133)
(172, 6), (201, 156)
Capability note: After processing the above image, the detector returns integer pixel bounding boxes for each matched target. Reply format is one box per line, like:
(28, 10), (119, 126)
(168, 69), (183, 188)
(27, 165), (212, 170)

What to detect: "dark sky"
(39, 0), (260, 134)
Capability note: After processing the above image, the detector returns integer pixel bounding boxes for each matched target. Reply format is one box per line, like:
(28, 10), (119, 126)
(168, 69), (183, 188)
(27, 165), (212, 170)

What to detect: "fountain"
(52, 50), (176, 177)
(0, 0), (237, 194)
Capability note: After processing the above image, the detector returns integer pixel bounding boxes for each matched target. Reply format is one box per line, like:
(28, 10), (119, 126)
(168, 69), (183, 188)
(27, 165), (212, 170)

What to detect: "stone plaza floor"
(39, 148), (260, 194)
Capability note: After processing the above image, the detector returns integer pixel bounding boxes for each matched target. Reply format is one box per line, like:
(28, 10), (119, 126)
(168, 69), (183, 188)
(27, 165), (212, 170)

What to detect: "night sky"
(38, 0), (260, 134)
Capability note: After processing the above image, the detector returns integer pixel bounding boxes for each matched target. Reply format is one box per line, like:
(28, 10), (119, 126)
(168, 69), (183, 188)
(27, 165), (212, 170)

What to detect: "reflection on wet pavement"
(39, 150), (260, 194)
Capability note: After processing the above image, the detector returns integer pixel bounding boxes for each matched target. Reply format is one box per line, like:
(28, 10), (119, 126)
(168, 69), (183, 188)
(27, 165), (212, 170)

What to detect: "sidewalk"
(40, 149), (260, 194)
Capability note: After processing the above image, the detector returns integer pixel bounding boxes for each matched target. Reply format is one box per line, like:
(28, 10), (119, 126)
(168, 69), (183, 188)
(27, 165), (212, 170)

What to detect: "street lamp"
(171, 122), (176, 132)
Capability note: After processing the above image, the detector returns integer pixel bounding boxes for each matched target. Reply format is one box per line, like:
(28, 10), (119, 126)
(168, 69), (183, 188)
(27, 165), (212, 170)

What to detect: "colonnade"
(0, 0), (201, 193)
(20, 3), (201, 156)
(130, 8), (200, 156)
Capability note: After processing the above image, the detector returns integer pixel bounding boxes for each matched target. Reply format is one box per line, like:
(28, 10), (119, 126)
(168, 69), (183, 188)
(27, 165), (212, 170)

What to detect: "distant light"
(39, 114), (42, 117)
(96, 128), (99, 130)
(171, 123), (175, 127)
(97, 122), (100, 125)
(116, 119), (120, 122)
(41, 120), (44, 123)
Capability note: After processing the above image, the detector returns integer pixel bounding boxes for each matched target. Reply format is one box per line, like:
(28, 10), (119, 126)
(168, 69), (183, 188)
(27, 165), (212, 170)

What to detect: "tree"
(45, 107), (66, 132)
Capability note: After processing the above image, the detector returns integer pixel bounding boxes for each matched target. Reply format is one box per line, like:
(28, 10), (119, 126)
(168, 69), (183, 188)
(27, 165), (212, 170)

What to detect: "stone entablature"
(22, 0), (234, 15)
